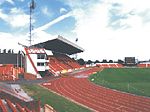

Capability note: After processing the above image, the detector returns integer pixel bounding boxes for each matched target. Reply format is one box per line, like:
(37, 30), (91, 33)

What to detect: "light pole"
(29, 0), (36, 47)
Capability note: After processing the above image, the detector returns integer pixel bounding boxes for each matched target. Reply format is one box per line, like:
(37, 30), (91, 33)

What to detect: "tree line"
(76, 58), (124, 65)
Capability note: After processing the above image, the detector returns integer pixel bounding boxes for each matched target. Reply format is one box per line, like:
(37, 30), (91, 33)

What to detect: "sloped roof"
(32, 35), (84, 55)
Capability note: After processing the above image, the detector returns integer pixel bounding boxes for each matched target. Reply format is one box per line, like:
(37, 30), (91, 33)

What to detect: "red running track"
(42, 77), (150, 112)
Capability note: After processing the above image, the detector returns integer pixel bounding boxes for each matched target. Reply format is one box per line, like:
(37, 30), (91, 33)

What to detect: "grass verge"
(21, 84), (91, 112)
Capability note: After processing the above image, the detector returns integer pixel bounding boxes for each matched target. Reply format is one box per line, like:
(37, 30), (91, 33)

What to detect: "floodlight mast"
(75, 38), (78, 59)
(29, 0), (36, 47)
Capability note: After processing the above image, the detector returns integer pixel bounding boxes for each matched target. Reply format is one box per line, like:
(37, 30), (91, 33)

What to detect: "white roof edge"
(57, 35), (84, 52)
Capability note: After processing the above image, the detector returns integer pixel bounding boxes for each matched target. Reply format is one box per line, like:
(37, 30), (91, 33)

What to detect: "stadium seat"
(6, 99), (18, 112)
(48, 54), (82, 75)
(0, 99), (7, 112)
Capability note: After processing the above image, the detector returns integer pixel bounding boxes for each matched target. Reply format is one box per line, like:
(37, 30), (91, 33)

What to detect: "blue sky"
(0, 0), (73, 34)
(0, 0), (150, 61)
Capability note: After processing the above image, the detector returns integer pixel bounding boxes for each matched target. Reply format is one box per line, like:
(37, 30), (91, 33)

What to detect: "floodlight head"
(30, 0), (36, 9)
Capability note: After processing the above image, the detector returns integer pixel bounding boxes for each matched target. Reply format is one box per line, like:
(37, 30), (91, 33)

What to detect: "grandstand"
(0, 50), (24, 80)
(33, 35), (84, 55)
(96, 63), (123, 68)
(0, 82), (57, 112)
(0, 98), (31, 112)
(0, 82), (41, 112)
(0, 35), (84, 80)
(137, 63), (150, 68)
(30, 35), (84, 77)
(0, 64), (24, 81)
(48, 53), (82, 74)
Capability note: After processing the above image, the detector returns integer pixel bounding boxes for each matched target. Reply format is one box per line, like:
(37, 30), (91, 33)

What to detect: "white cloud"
(10, 7), (21, 14)
(33, 31), (57, 44)
(64, 0), (150, 61)
(0, 31), (57, 53)
(6, 0), (14, 5)
(0, 0), (14, 5)
(0, 32), (14, 38)
(104, 0), (150, 12)
(34, 12), (72, 32)
(0, 8), (29, 28)
(10, 14), (29, 27)
(60, 8), (67, 14)
(0, 9), (8, 19)
(41, 6), (51, 16)
(0, 32), (25, 52)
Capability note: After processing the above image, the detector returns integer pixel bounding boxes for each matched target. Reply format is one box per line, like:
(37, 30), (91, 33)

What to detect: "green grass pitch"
(89, 68), (150, 97)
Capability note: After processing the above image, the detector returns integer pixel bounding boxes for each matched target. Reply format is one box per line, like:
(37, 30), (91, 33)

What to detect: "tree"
(77, 58), (85, 65)
(118, 59), (124, 64)
(108, 60), (113, 63)
(86, 60), (93, 64)
(94, 60), (100, 64)
(101, 59), (107, 63)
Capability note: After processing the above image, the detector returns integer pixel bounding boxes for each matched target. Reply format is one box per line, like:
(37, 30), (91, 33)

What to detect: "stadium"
(0, 0), (150, 112)
(0, 34), (150, 112)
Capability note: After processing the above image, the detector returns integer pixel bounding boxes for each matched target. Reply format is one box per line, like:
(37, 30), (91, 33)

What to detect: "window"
(37, 54), (45, 59)
(37, 62), (45, 66)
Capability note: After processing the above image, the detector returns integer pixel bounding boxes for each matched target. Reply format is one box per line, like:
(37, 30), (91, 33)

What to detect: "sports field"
(89, 68), (150, 97)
